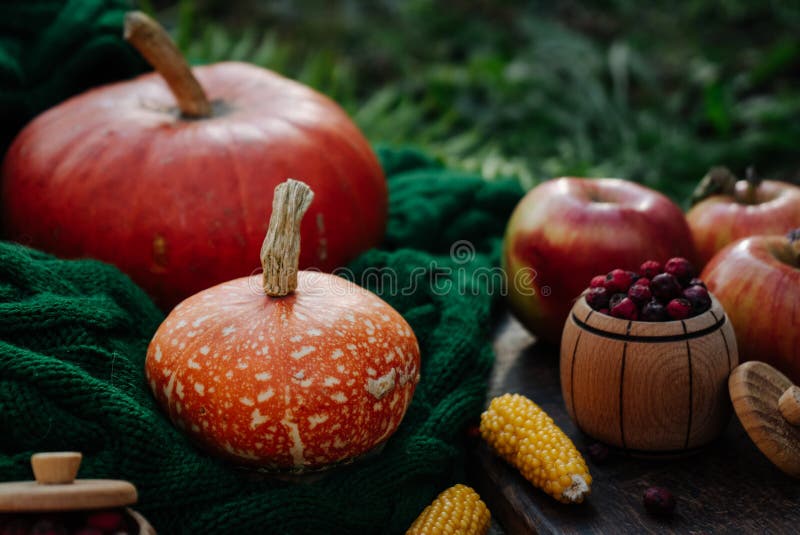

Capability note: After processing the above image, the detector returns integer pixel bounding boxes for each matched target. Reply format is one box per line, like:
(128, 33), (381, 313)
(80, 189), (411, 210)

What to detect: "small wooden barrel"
(560, 293), (737, 456)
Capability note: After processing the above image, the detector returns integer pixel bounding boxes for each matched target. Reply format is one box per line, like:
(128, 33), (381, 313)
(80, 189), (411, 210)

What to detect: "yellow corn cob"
(480, 393), (592, 504)
(406, 484), (490, 535)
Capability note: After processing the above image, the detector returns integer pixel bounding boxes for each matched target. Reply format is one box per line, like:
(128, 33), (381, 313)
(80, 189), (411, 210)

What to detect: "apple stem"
(260, 180), (314, 297)
(738, 166), (762, 205)
(124, 11), (212, 118)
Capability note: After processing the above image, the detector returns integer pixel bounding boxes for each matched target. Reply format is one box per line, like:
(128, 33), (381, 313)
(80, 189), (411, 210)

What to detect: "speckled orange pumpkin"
(145, 180), (420, 471)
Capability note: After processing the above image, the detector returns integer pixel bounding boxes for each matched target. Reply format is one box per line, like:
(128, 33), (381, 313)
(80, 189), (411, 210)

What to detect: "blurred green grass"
(141, 0), (800, 204)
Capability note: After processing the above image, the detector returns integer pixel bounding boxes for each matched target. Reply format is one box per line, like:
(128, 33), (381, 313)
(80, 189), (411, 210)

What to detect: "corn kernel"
(479, 393), (592, 504)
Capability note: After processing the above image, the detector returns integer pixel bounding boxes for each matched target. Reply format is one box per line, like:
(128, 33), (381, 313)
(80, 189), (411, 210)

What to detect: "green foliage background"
(141, 0), (800, 204)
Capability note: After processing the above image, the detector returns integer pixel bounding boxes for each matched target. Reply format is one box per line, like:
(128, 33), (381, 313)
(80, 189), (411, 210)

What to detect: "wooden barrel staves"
(560, 293), (737, 456)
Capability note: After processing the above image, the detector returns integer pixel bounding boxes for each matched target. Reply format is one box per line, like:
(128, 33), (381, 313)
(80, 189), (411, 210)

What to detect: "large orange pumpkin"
(1, 12), (386, 309)
(146, 180), (420, 471)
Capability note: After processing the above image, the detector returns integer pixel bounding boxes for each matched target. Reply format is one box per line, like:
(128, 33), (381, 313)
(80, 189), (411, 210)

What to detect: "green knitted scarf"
(0, 146), (523, 533)
(0, 0), (146, 153)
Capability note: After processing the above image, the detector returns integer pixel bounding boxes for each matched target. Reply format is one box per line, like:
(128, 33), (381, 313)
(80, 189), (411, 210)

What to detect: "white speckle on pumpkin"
(364, 319), (375, 334)
(236, 361), (249, 370)
(186, 331), (197, 338)
(290, 335), (303, 343)
(367, 368), (377, 377)
(154, 345), (163, 362)
(258, 389), (275, 402)
(188, 358), (201, 370)
(336, 364), (346, 373)
(344, 313), (355, 323)
(368, 337), (377, 344)
(163, 373), (176, 403)
(333, 437), (347, 448)
(282, 415), (306, 466)
(240, 397), (254, 406)
(380, 314), (390, 322)
(222, 326), (236, 336)
(251, 408), (268, 429)
(367, 369), (397, 400)
(291, 346), (316, 359)
(307, 328), (322, 336)
(331, 392), (348, 403)
(175, 402), (182, 414)
(176, 320), (187, 329)
(192, 315), (212, 327)
(308, 414), (329, 429)
(199, 345), (210, 355)
(170, 339), (178, 346)
(373, 402), (383, 411)
(191, 424), (200, 433)
(225, 371), (233, 379)
(324, 376), (340, 387)
(331, 349), (344, 360)
(176, 381), (184, 399)
(346, 344), (357, 352)
(194, 383), (205, 395)
(255, 372), (271, 381)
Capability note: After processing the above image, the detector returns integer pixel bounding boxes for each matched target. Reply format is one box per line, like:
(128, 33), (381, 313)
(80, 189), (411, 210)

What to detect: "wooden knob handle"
(31, 452), (82, 485)
(779, 386), (800, 426)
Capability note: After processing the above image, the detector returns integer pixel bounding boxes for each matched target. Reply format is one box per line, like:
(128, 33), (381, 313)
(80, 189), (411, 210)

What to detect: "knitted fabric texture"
(0, 0), (146, 154)
(0, 146), (524, 533)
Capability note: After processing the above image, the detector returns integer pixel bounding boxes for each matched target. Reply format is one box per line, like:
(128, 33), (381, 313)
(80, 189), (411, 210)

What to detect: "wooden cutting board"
(467, 313), (800, 534)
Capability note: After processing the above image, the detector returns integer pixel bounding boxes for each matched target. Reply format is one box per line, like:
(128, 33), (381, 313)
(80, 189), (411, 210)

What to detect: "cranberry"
(639, 260), (662, 279)
(650, 273), (682, 302)
(585, 287), (610, 310)
(688, 277), (706, 289)
(641, 300), (669, 322)
(610, 297), (638, 320)
(627, 283), (652, 306)
(603, 269), (634, 294)
(633, 277), (650, 287)
(664, 257), (695, 286)
(683, 285), (711, 315)
(666, 298), (692, 320)
(590, 275), (606, 288)
(643, 486), (676, 516)
(86, 511), (124, 532)
(608, 292), (627, 310)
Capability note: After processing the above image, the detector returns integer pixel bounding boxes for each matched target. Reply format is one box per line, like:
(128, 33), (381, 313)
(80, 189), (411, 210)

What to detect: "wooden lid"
(729, 361), (800, 478)
(0, 452), (138, 512)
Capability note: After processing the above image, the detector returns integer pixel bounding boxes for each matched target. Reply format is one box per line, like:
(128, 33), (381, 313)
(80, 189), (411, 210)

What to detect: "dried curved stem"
(260, 180), (314, 296)
(124, 11), (212, 118)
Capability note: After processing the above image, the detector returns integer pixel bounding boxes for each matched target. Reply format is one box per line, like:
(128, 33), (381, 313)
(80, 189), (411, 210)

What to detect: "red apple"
(503, 177), (695, 345)
(702, 230), (800, 383)
(687, 178), (800, 267)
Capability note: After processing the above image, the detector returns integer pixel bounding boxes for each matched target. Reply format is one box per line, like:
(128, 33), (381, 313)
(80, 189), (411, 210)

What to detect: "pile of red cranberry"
(584, 257), (711, 321)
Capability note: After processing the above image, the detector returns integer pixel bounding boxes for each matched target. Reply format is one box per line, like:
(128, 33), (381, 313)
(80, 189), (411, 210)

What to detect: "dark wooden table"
(467, 313), (799, 534)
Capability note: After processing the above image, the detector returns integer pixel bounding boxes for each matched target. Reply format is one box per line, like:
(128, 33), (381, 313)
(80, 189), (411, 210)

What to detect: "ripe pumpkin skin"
(145, 271), (420, 470)
(1, 62), (386, 309)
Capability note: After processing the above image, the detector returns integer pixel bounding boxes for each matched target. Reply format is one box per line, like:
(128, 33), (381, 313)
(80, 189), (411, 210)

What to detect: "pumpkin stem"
(261, 180), (314, 297)
(124, 11), (212, 118)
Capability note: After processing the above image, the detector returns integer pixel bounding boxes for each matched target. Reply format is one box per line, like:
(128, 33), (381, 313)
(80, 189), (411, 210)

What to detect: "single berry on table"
(643, 486), (676, 516)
